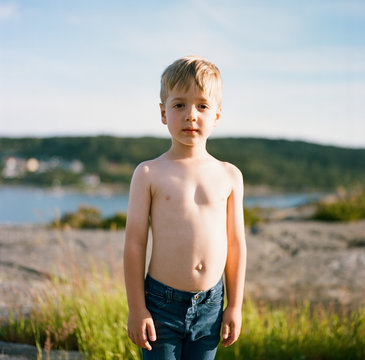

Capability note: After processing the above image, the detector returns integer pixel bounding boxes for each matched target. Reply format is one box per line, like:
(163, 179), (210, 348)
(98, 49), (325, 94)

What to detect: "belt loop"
(165, 288), (173, 303)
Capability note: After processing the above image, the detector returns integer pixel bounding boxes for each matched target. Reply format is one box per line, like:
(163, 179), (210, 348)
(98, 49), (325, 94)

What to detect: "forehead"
(167, 81), (215, 102)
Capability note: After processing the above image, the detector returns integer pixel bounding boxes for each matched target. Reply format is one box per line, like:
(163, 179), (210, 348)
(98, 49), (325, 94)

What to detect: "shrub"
(244, 207), (261, 227)
(50, 206), (128, 230)
(313, 192), (365, 222)
(102, 212), (127, 230)
(59, 206), (103, 228)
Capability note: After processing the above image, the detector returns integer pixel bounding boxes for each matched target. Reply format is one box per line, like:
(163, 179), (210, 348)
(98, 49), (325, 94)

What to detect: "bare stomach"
(147, 233), (227, 292)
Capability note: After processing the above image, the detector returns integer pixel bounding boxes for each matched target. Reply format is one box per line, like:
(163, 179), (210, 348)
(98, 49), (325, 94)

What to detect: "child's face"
(160, 81), (221, 148)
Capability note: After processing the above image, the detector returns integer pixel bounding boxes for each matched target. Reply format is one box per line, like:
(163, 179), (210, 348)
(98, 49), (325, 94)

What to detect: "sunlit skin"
(124, 81), (247, 351)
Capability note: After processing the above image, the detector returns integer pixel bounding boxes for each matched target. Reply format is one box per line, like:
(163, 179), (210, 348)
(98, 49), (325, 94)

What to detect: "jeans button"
(193, 294), (199, 300)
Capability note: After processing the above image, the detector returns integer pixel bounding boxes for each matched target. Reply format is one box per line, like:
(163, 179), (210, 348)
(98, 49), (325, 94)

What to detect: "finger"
(140, 326), (152, 351)
(222, 332), (235, 347)
(222, 332), (230, 346)
(143, 339), (152, 351)
(222, 329), (240, 347)
(137, 333), (151, 350)
(147, 321), (157, 342)
(222, 323), (230, 340)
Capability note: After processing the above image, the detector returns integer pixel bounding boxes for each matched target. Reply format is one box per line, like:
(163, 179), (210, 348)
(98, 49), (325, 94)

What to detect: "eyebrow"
(170, 96), (210, 102)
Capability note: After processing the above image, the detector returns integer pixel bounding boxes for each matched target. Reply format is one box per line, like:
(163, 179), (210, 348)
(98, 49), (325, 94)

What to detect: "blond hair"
(160, 55), (222, 105)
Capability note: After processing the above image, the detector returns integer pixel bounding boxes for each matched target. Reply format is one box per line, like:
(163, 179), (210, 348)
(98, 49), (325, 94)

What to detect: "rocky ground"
(1, 209), (365, 358)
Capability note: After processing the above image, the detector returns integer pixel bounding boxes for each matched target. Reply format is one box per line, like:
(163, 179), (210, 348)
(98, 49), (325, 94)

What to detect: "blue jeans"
(142, 274), (224, 360)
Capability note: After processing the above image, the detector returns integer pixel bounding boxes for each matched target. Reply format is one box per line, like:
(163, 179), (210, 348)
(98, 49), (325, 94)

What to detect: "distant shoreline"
(0, 185), (331, 225)
(0, 182), (330, 197)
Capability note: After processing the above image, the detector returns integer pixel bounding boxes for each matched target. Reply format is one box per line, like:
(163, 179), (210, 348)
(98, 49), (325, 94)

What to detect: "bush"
(102, 212), (127, 230)
(58, 206), (103, 229)
(313, 192), (365, 222)
(50, 206), (128, 230)
(244, 207), (261, 227)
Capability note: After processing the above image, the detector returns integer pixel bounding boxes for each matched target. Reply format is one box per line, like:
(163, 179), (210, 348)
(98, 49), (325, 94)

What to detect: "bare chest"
(151, 170), (230, 208)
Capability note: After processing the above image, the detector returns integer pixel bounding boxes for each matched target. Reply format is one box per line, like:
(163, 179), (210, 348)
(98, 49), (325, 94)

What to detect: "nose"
(185, 105), (198, 122)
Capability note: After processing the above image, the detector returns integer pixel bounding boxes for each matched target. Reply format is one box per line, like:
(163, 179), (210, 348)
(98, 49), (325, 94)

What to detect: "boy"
(124, 55), (246, 360)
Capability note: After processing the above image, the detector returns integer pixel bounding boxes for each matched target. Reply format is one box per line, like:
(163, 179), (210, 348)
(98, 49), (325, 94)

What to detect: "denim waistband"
(145, 273), (223, 304)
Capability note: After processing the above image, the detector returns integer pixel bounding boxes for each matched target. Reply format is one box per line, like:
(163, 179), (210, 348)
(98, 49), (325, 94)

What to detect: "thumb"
(222, 323), (230, 339)
(147, 320), (157, 342)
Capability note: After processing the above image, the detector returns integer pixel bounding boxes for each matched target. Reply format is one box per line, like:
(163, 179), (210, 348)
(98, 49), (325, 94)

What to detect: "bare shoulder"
(133, 157), (163, 176)
(130, 159), (158, 188)
(219, 161), (244, 186)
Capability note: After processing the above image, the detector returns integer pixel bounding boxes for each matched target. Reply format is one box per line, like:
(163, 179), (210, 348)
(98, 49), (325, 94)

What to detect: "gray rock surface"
(1, 219), (365, 357)
(0, 341), (83, 359)
(245, 219), (365, 307)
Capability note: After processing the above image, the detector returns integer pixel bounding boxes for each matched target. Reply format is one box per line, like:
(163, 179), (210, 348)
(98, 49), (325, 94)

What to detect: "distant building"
(70, 160), (84, 173)
(1, 156), (85, 180)
(2, 157), (26, 178)
(26, 158), (39, 172)
(82, 174), (101, 187)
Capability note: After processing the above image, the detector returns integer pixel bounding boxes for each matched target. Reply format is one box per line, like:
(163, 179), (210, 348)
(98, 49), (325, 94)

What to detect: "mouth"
(182, 128), (199, 134)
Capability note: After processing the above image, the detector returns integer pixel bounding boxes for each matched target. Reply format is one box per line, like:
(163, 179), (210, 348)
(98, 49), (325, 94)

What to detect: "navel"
(195, 263), (204, 271)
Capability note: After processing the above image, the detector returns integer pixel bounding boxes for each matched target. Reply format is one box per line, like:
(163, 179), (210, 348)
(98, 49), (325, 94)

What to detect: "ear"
(160, 103), (167, 125)
(214, 106), (222, 127)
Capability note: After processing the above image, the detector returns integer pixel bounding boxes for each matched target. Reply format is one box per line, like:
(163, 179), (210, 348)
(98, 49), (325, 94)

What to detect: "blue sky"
(0, 0), (364, 148)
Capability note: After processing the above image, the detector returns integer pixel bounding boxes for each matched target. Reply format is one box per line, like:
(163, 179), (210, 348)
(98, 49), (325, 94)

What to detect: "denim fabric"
(142, 273), (224, 360)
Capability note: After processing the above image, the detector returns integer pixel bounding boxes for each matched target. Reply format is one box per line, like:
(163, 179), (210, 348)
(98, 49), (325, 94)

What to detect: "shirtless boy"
(124, 56), (247, 360)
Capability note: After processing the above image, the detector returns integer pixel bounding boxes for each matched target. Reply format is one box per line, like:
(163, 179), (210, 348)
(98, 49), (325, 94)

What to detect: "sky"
(0, 0), (364, 148)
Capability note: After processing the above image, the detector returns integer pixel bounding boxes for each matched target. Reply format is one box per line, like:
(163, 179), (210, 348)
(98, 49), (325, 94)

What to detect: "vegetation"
(1, 261), (364, 360)
(53, 205), (261, 230)
(1, 136), (364, 190)
(244, 207), (261, 227)
(313, 191), (365, 222)
(50, 205), (127, 230)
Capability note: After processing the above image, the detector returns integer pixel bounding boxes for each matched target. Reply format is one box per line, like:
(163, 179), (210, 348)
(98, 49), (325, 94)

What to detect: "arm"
(124, 163), (156, 351)
(222, 165), (247, 347)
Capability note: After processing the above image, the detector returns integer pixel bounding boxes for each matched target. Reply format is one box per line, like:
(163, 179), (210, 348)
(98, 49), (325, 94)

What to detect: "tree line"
(1, 136), (364, 190)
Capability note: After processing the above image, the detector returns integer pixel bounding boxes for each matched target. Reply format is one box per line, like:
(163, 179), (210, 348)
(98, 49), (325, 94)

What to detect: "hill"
(0, 136), (364, 190)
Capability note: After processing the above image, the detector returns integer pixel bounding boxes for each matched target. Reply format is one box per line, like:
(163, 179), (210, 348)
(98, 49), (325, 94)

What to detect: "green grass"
(216, 301), (365, 360)
(1, 262), (364, 359)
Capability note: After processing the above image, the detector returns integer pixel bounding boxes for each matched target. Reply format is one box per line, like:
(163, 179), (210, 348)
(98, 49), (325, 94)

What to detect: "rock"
(0, 341), (83, 360)
(1, 220), (365, 314)
(245, 219), (365, 307)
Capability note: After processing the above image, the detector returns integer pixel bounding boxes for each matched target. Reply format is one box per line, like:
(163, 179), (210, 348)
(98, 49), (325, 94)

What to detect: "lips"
(183, 128), (199, 133)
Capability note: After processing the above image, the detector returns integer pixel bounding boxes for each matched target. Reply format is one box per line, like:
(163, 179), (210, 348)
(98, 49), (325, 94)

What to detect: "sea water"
(0, 186), (324, 224)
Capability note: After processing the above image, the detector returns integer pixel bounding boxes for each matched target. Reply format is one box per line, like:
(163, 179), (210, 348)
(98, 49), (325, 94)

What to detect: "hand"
(127, 307), (156, 351)
(221, 305), (242, 347)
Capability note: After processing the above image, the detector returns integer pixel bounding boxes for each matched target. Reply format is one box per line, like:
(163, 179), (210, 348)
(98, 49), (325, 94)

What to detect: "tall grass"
(217, 300), (365, 360)
(1, 258), (364, 359)
(1, 259), (140, 359)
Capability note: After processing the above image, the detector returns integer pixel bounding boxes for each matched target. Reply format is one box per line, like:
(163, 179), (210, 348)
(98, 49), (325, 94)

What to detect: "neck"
(167, 140), (210, 160)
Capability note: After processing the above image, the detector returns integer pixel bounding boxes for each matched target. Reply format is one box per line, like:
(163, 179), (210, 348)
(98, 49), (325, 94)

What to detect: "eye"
(198, 104), (208, 110)
(173, 103), (184, 109)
